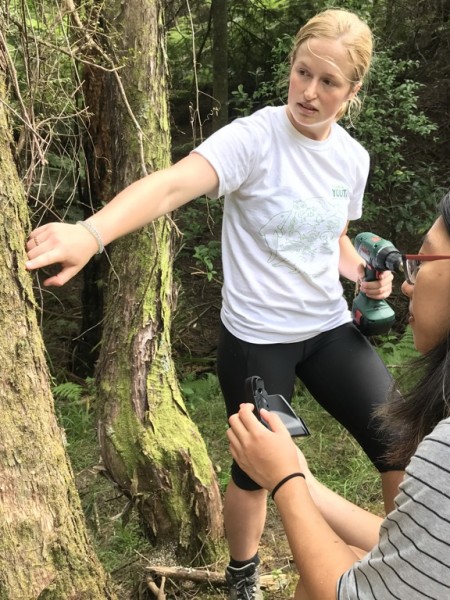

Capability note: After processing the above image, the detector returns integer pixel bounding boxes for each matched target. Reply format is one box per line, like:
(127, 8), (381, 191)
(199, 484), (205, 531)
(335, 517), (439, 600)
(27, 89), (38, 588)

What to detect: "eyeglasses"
(402, 254), (450, 285)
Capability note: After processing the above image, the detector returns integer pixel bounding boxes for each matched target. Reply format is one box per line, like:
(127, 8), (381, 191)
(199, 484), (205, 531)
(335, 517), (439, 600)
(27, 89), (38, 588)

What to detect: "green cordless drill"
(352, 232), (403, 336)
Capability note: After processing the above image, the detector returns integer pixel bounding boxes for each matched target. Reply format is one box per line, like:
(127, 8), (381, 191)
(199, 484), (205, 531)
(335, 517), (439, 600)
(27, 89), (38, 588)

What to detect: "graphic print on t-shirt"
(259, 195), (346, 275)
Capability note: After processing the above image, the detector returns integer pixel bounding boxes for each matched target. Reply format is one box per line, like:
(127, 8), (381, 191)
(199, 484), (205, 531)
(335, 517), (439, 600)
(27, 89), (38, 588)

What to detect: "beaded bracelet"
(76, 220), (104, 254)
(271, 472), (305, 500)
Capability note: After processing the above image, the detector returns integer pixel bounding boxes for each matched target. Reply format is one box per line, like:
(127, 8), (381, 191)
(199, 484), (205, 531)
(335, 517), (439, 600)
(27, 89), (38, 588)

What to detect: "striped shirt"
(338, 417), (450, 599)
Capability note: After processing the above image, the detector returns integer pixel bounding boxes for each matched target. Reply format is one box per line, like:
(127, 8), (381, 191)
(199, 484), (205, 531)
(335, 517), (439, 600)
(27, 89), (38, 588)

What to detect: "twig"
(146, 576), (167, 599)
(146, 565), (225, 585)
(177, 306), (212, 336)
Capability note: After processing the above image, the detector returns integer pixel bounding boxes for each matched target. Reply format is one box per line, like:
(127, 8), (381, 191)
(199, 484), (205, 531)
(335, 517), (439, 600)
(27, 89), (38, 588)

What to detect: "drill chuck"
(354, 233), (403, 274)
(372, 245), (402, 272)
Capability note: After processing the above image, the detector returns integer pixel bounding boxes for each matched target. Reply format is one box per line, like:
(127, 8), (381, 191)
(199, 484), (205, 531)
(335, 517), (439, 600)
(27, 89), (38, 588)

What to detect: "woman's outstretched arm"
(26, 153), (219, 286)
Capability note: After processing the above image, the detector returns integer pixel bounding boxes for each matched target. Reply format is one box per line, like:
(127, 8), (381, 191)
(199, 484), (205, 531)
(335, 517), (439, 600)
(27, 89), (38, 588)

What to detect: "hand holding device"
(352, 232), (403, 336)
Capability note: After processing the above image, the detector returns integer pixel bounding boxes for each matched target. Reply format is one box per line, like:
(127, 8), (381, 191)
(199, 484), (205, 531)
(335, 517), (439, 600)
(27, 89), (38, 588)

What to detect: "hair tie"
(271, 472), (305, 500)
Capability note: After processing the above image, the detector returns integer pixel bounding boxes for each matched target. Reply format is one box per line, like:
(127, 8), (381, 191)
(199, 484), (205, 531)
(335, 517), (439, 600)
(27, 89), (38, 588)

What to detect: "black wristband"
(271, 472), (305, 500)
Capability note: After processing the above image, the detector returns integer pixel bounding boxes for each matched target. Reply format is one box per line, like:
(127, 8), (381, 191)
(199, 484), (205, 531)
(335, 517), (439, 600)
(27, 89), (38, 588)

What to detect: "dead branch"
(145, 565), (289, 591)
(146, 565), (225, 585)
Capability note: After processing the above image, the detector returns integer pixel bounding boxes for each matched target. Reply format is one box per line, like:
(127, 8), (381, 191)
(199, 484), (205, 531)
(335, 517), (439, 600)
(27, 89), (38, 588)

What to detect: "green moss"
(103, 383), (144, 471)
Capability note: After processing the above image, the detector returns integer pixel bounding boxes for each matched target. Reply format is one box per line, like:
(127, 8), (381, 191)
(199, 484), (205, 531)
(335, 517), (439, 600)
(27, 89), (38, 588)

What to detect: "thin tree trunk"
(82, 0), (224, 563)
(211, 0), (229, 131)
(0, 49), (116, 600)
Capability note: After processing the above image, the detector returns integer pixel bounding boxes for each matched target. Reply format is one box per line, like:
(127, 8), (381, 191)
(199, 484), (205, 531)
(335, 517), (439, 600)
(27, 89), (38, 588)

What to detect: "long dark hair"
(380, 192), (450, 466)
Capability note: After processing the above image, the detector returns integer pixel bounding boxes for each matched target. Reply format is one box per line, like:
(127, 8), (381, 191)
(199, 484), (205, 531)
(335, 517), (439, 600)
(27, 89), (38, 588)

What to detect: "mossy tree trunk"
(0, 51), (115, 600)
(82, 0), (224, 562)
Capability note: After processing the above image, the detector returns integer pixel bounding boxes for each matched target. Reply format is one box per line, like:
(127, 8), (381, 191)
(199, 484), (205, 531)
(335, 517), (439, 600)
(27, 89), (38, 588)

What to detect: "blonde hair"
(291, 8), (374, 121)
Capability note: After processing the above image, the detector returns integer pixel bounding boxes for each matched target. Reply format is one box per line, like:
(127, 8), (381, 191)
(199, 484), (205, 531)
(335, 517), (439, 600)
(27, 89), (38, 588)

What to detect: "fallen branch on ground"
(146, 565), (289, 590)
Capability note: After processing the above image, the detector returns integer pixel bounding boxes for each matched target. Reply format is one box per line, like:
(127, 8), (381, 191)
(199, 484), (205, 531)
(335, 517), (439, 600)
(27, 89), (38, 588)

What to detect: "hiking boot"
(225, 562), (263, 600)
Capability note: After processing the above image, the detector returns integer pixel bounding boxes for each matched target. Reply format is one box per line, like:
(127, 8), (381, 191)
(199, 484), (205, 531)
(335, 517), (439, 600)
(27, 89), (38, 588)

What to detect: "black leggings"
(217, 322), (402, 490)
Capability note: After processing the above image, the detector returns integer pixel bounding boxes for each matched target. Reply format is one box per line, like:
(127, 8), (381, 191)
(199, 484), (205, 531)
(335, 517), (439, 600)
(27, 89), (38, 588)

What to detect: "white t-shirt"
(193, 106), (369, 343)
(338, 417), (450, 599)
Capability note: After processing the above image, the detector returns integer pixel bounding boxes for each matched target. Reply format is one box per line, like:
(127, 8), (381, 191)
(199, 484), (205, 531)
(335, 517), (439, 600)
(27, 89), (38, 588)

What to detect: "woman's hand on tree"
(26, 222), (99, 286)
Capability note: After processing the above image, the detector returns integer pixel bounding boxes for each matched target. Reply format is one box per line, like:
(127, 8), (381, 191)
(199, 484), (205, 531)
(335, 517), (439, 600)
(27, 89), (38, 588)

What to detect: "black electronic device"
(245, 375), (310, 438)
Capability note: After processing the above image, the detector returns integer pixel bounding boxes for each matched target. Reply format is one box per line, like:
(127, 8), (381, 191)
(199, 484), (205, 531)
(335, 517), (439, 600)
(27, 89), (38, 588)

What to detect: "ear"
(348, 82), (362, 100)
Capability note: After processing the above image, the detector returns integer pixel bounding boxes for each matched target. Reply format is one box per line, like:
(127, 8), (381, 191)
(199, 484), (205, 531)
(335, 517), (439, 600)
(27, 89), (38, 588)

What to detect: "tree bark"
(82, 0), (224, 563)
(0, 48), (116, 600)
